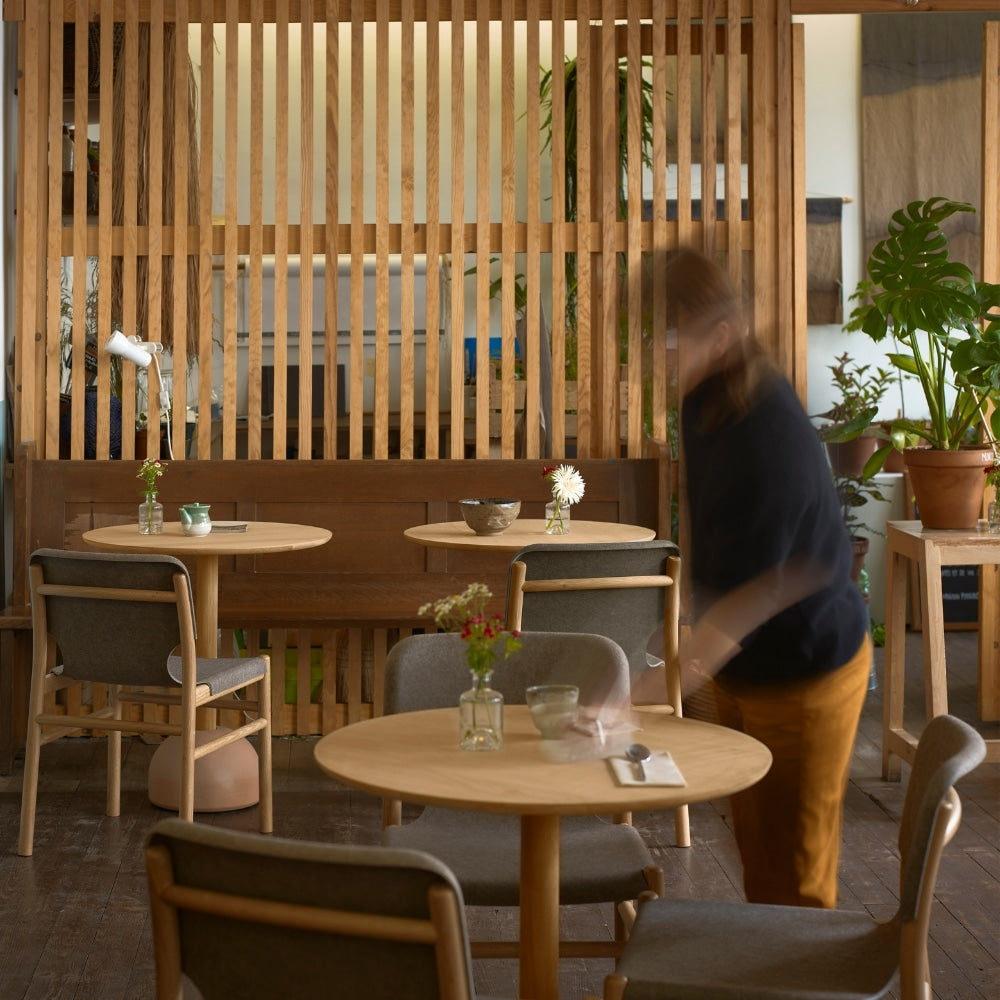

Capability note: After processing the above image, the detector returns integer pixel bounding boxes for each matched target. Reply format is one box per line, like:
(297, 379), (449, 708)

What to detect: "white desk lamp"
(104, 331), (174, 459)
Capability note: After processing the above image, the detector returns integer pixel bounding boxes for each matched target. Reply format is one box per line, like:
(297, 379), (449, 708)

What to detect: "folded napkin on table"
(607, 751), (686, 787)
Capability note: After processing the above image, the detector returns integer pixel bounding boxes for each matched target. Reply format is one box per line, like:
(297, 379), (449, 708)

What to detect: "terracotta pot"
(903, 447), (993, 530)
(826, 435), (878, 476)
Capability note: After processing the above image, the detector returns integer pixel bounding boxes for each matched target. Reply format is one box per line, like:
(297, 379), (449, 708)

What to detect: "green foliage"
(846, 197), (1000, 451)
(835, 472), (890, 538)
(813, 352), (895, 443)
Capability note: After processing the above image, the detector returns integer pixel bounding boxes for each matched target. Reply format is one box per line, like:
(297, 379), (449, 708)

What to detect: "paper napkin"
(607, 751), (686, 787)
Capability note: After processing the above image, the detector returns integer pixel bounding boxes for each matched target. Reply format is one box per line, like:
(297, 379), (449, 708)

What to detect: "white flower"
(549, 464), (585, 506)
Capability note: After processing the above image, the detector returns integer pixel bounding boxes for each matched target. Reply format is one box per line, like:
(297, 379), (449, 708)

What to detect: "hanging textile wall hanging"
(861, 13), (1000, 276)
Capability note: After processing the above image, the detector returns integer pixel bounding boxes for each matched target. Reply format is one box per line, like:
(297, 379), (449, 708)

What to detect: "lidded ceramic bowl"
(458, 498), (521, 535)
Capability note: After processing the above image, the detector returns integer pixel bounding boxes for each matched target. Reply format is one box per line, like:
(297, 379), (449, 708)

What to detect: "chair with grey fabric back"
(382, 630), (663, 961)
(504, 540), (689, 846)
(603, 713), (987, 1000)
(145, 818), (492, 1000)
(18, 548), (272, 856)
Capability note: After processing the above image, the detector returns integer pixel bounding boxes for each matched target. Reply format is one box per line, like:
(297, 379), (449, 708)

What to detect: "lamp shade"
(105, 330), (154, 368)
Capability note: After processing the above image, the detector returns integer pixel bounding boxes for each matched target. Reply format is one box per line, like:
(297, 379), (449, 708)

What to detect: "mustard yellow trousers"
(712, 635), (872, 909)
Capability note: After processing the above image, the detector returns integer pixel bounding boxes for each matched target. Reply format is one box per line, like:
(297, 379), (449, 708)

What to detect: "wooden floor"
(0, 630), (997, 1000)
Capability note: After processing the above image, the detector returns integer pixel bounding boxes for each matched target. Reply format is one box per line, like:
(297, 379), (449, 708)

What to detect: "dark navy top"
(682, 367), (869, 686)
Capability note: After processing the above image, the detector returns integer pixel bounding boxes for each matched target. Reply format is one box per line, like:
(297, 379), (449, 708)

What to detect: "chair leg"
(106, 685), (122, 818)
(179, 723), (196, 823)
(17, 653), (49, 857)
(257, 661), (273, 834)
(17, 716), (42, 857)
(674, 802), (690, 847)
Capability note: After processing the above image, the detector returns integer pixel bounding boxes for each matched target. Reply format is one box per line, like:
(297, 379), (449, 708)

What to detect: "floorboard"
(0, 630), (996, 999)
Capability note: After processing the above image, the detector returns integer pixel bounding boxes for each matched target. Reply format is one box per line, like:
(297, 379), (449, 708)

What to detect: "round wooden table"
(314, 707), (770, 1000)
(404, 517), (656, 553)
(83, 521), (331, 811)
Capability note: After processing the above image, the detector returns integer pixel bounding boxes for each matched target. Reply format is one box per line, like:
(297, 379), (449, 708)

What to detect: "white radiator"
(234, 254), (450, 415)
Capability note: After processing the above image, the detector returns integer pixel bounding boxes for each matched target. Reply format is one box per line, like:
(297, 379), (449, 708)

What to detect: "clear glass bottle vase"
(544, 498), (570, 534)
(138, 492), (164, 535)
(459, 669), (504, 750)
(989, 499), (1000, 536)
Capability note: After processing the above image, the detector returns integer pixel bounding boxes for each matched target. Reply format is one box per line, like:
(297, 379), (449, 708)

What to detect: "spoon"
(625, 742), (651, 781)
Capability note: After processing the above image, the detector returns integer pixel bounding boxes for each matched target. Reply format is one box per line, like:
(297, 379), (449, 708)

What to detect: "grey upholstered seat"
(603, 714), (987, 1000)
(505, 540), (689, 846)
(382, 630), (663, 959)
(145, 818), (499, 1000)
(19, 549), (273, 856)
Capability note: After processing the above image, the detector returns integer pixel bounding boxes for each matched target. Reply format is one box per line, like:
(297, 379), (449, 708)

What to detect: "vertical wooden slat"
(44, 0), (62, 462)
(399, 0), (416, 459)
(323, 0), (340, 459)
(700, 0), (717, 257)
(979, 21), (1000, 720)
(299, 0), (315, 459)
(651, 0), (668, 446)
(524, 0), (541, 459)
(196, 5), (215, 460)
(448, 0), (466, 459)
(724, 0), (742, 267)
(473, 0), (490, 459)
(776, 0), (795, 385)
(248, 0), (265, 459)
(575, 0), (592, 457)
(423, 0), (442, 459)
(626, 0), (642, 457)
(172, 0), (191, 462)
(223, 0), (240, 459)
(751, 0), (777, 364)
(348, 0), (365, 459)
(374, 0), (389, 459)
(121, 4), (140, 446)
(145, 3), (165, 462)
(675, 0), (693, 251)
(598, 1), (616, 458)
(68, 4), (90, 460)
(95, 0), (114, 459)
(499, 0), (516, 459)
(273, 1), (290, 459)
(791, 21), (807, 398)
(550, 0), (567, 458)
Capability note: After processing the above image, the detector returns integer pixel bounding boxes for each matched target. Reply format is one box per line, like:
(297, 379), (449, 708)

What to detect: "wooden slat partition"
(12, 0), (803, 472)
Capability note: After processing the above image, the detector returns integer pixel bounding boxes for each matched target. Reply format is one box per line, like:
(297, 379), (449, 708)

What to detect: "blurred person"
(654, 247), (871, 909)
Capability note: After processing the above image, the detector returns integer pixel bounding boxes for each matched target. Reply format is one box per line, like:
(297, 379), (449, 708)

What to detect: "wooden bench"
(3, 442), (668, 768)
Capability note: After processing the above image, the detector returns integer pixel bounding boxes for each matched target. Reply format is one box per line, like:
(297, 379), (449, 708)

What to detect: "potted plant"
(834, 471), (890, 584)
(812, 352), (894, 475)
(845, 196), (1000, 528)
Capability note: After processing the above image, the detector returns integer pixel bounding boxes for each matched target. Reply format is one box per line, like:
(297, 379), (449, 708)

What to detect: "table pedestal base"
(148, 728), (260, 812)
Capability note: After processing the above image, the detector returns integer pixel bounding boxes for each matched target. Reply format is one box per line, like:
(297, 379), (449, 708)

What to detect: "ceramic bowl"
(458, 498), (521, 535)
(526, 684), (580, 739)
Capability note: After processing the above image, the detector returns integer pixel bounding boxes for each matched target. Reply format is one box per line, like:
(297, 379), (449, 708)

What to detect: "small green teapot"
(179, 502), (212, 536)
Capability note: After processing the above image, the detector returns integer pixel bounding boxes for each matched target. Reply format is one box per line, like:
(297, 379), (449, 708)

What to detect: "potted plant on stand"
(812, 352), (894, 476)
(846, 196), (1000, 528)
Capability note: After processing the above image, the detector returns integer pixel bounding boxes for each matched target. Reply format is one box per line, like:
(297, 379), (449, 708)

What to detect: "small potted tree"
(813, 352), (894, 476)
(846, 196), (1000, 528)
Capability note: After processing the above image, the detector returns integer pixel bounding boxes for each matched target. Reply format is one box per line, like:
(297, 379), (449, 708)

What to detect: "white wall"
(797, 14), (907, 623)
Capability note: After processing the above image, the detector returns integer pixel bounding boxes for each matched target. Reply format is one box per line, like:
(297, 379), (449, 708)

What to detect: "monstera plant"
(846, 197), (1000, 526)
(847, 197), (1000, 454)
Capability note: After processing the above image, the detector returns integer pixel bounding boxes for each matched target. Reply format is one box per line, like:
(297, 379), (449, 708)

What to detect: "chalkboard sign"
(941, 565), (979, 625)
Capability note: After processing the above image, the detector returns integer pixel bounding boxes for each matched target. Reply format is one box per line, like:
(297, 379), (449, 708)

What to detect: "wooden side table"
(882, 520), (1000, 779)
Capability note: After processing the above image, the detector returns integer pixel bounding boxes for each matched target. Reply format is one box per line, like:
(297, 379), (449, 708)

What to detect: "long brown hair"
(665, 248), (777, 430)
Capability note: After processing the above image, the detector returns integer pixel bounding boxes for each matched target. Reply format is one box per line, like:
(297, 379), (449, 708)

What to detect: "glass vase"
(459, 669), (504, 750)
(990, 500), (1000, 536)
(544, 499), (570, 534)
(138, 493), (164, 535)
